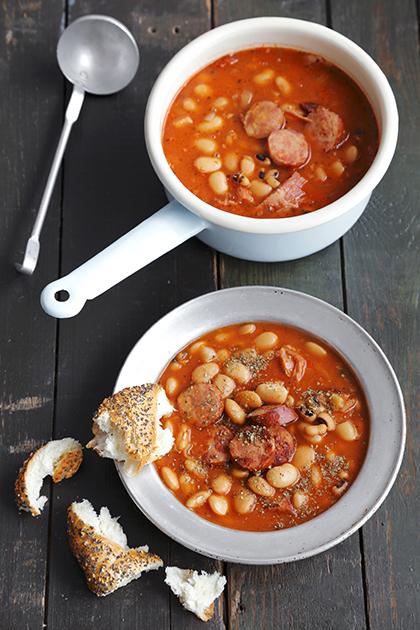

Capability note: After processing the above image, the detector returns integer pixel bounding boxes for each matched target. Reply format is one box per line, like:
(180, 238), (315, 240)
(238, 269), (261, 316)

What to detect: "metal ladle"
(16, 14), (139, 275)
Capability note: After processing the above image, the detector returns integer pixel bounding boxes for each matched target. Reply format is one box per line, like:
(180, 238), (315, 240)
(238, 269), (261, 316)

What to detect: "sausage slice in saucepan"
(243, 101), (285, 139)
(268, 128), (310, 167)
(306, 105), (347, 151)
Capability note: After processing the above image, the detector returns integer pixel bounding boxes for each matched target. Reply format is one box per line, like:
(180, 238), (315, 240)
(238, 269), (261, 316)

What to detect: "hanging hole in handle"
(55, 290), (70, 302)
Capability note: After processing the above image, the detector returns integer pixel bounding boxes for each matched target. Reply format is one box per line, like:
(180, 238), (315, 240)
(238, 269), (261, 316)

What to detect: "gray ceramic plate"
(114, 286), (405, 564)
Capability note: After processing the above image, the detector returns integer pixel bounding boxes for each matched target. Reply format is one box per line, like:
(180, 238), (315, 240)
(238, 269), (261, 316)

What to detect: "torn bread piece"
(68, 499), (163, 596)
(165, 567), (226, 622)
(15, 437), (83, 517)
(87, 384), (174, 476)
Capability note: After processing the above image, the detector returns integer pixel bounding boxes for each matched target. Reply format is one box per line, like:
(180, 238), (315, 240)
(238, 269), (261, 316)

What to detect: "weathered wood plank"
(0, 1), (64, 629)
(215, 1), (367, 629)
(45, 2), (219, 630)
(330, 1), (420, 628)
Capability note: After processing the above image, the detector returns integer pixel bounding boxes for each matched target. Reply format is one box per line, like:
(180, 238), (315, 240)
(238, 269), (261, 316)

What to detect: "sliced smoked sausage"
(268, 128), (310, 167)
(202, 424), (234, 464)
(243, 101), (285, 139)
(229, 424), (276, 471)
(267, 425), (296, 465)
(248, 404), (298, 427)
(307, 105), (346, 151)
(177, 383), (224, 427)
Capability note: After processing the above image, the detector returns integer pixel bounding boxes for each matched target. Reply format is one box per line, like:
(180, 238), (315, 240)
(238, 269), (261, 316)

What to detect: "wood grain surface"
(0, 1), (418, 629)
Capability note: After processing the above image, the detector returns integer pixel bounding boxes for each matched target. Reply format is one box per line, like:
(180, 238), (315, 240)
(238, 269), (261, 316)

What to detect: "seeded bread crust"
(87, 384), (166, 470)
(67, 503), (163, 596)
(15, 441), (83, 516)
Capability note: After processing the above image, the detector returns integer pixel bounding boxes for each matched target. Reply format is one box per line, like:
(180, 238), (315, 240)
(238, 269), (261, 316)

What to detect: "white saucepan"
(41, 18), (398, 318)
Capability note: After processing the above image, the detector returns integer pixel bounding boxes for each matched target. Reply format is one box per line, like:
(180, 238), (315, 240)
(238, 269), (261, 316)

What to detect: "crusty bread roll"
(165, 566), (226, 622)
(68, 499), (163, 596)
(15, 437), (83, 516)
(87, 384), (174, 476)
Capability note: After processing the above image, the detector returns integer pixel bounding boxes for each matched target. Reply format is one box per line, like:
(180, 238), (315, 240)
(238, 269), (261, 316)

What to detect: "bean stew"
(156, 322), (369, 532)
(163, 47), (379, 218)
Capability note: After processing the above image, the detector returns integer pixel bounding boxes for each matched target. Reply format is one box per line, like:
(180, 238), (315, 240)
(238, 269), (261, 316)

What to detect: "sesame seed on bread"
(15, 437), (83, 517)
(87, 384), (174, 475)
(68, 499), (163, 596)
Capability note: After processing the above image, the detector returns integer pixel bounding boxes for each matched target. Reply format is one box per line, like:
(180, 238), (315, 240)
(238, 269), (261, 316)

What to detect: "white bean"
(213, 373), (236, 398)
(185, 458), (207, 478)
(191, 362), (220, 383)
(213, 96), (229, 109)
(208, 171), (228, 194)
(165, 377), (178, 397)
(310, 464), (322, 487)
(176, 423), (191, 451)
(198, 115), (223, 132)
(208, 494), (229, 515)
(224, 152), (239, 172)
(256, 381), (288, 404)
(344, 144), (358, 163)
(239, 323), (256, 335)
(173, 115), (193, 128)
(225, 398), (246, 425)
(292, 490), (308, 509)
(199, 346), (217, 362)
(266, 464), (300, 488)
(235, 390), (262, 411)
(315, 165), (328, 182)
(211, 473), (232, 495)
(248, 476), (275, 497)
(250, 179), (272, 197)
(254, 69), (274, 85)
(255, 331), (278, 351)
(194, 83), (212, 98)
(330, 160), (345, 177)
(216, 348), (230, 363)
(292, 445), (315, 470)
(183, 97), (197, 112)
(223, 360), (251, 384)
(240, 89), (253, 109)
(305, 341), (327, 357)
(231, 465), (249, 479)
(240, 156), (255, 177)
(336, 420), (359, 441)
(275, 75), (292, 95)
(160, 467), (179, 491)
(186, 489), (212, 509)
(194, 156), (222, 173)
(233, 488), (257, 514)
(194, 138), (217, 154)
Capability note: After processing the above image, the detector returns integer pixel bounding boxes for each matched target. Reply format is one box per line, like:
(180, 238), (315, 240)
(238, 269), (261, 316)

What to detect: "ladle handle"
(32, 85), (85, 240)
(40, 200), (207, 318)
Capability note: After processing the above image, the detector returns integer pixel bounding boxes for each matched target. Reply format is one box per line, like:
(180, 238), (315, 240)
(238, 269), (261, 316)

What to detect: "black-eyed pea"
(216, 348), (230, 362)
(317, 411), (336, 431)
(292, 490), (308, 510)
(234, 390), (262, 411)
(191, 361), (220, 383)
(256, 381), (288, 404)
(231, 465), (249, 480)
(310, 464), (322, 487)
(233, 487), (257, 514)
(292, 444), (315, 470)
(185, 458), (207, 478)
(239, 323), (256, 335)
(332, 480), (349, 496)
(223, 360), (251, 384)
(305, 341), (327, 357)
(211, 473), (233, 495)
(160, 466), (179, 491)
(199, 346), (217, 362)
(186, 489), (212, 510)
(225, 398), (246, 425)
(208, 171), (228, 194)
(176, 423), (191, 451)
(266, 464), (300, 489)
(255, 331), (278, 351)
(213, 373), (236, 398)
(265, 169), (280, 188)
(208, 493), (229, 515)
(248, 476), (275, 497)
(336, 420), (359, 441)
(165, 377), (178, 397)
(304, 423), (328, 437)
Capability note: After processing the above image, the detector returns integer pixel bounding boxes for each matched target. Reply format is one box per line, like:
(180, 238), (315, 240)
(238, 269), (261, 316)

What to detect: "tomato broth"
(163, 47), (379, 218)
(156, 322), (369, 532)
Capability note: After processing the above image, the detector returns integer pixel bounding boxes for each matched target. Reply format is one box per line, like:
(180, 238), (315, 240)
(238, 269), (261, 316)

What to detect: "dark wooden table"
(1, 1), (418, 628)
